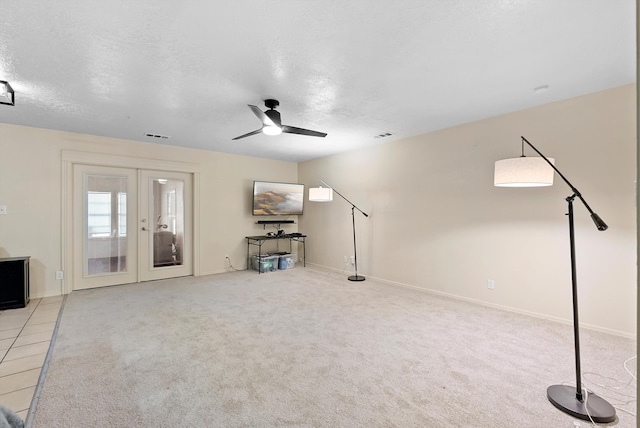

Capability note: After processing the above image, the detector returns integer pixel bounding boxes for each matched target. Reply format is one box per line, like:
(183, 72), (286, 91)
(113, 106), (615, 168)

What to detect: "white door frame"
(61, 150), (201, 294)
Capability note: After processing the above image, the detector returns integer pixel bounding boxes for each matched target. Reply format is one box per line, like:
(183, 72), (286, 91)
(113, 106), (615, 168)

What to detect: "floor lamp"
(309, 179), (368, 281)
(494, 136), (615, 423)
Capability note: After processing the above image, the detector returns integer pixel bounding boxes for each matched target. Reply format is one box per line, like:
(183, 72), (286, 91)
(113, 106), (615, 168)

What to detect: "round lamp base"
(547, 384), (616, 423)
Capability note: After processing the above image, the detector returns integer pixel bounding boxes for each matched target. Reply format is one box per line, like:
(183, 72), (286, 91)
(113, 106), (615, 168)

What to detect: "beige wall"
(0, 124), (298, 298)
(299, 84), (637, 337)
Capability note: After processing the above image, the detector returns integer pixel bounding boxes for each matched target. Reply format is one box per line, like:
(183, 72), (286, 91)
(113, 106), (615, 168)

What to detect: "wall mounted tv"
(252, 181), (304, 216)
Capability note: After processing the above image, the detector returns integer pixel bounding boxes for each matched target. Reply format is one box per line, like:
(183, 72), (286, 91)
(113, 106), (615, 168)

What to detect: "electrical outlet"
(55, 271), (64, 280)
(350, 256), (355, 265)
(487, 279), (495, 290)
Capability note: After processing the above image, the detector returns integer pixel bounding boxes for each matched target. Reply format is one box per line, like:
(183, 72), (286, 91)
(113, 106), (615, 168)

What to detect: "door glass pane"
(85, 175), (128, 275)
(152, 178), (184, 267)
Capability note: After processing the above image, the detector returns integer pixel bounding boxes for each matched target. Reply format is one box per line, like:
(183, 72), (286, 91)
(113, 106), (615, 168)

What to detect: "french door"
(139, 170), (193, 282)
(73, 165), (193, 290)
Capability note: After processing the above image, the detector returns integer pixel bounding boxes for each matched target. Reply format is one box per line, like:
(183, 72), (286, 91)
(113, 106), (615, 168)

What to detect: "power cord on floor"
(341, 261), (353, 277)
(624, 355), (637, 381)
(225, 256), (238, 271)
(583, 355), (637, 418)
(583, 388), (596, 427)
(565, 354), (637, 427)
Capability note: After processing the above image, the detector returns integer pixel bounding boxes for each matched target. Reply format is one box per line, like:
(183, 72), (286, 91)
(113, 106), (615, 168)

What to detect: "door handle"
(141, 227), (148, 231)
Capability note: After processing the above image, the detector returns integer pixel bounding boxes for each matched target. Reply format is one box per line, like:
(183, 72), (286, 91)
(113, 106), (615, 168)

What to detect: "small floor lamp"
(309, 179), (368, 281)
(494, 136), (615, 423)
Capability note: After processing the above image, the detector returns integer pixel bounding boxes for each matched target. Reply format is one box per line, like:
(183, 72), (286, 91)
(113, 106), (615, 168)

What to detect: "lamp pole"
(519, 137), (614, 423)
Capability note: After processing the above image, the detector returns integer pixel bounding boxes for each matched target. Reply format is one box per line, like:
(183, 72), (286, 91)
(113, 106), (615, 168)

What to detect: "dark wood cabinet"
(0, 256), (30, 310)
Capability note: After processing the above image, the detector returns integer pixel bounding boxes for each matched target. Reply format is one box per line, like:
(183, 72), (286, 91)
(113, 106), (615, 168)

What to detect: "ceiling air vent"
(145, 133), (170, 139)
(373, 132), (393, 139)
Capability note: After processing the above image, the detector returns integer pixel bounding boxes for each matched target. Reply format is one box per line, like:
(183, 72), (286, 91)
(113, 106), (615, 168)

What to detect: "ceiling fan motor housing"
(264, 109), (282, 126)
(264, 99), (280, 109)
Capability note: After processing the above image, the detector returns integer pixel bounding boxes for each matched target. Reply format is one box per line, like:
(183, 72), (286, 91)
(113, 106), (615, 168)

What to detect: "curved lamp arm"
(521, 136), (607, 231)
(319, 179), (369, 218)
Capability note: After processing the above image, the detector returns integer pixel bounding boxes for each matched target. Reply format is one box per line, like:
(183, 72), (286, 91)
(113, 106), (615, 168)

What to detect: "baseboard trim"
(305, 262), (635, 340)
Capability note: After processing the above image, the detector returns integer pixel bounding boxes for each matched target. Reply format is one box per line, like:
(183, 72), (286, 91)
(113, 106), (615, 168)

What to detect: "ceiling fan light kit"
(262, 125), (282, 136)
(232, 99), (327, 140)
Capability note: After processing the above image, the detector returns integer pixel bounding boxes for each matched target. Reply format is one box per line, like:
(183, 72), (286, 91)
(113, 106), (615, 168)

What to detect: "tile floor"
(0, 296), (62, 421)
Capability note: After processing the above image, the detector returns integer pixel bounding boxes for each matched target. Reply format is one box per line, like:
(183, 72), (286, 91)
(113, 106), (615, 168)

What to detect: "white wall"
(0, 125), (298, 298)
(299, 84), (637, 337)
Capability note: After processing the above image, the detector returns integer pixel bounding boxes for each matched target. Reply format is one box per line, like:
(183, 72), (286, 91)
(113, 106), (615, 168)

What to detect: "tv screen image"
(252, 181), (304, 216)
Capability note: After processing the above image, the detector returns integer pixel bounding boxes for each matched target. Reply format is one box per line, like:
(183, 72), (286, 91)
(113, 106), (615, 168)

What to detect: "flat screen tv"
(252, 181), (304, 216)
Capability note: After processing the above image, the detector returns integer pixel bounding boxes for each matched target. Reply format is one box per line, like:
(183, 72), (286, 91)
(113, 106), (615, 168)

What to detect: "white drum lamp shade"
(309, 186), (333, 202)
(494, 156), (555, 187)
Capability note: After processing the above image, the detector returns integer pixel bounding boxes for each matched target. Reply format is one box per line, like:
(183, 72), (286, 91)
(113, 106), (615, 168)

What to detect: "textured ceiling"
(0, 1), (635, 162)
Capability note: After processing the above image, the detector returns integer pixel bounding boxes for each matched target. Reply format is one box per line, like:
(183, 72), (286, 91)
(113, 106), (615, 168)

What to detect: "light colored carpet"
(29, 267), (636, 427)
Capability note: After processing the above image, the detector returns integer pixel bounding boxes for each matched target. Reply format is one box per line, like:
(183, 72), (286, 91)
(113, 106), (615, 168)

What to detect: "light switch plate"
(0, 205), (6, 215)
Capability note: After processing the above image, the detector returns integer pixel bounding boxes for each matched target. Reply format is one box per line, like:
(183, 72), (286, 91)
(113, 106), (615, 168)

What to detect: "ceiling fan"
(232, 99), (327, 140)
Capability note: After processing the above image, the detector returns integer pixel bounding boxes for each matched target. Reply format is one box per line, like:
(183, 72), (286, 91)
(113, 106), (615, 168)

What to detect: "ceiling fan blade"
(232, 128), (263, 140)
(282, 125), (327, 138)
(248, 105), (277, 127)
